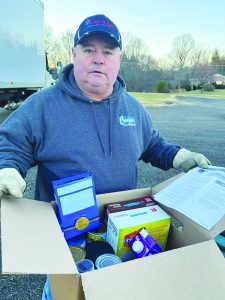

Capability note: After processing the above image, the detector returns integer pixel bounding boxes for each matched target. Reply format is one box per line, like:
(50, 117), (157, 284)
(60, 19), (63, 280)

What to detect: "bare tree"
(44, 25), (62, 68)
(119, 32), (157, 91)
(170, 34), (195, 69)
(59, 30), (74, 65)
(122, 32), (149, 62)
(191, 45), (210, 67)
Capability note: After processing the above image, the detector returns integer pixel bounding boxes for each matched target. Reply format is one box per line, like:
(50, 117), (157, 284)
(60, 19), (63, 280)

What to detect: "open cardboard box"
(1, 174), (225, 300)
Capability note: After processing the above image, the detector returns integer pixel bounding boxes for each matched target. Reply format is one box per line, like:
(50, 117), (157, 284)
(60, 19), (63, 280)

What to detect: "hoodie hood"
(55, 63), (126, 103)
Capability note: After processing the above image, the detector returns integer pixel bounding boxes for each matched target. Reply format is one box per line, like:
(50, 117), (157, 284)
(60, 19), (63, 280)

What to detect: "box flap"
(81, 240), (225, 300)
(196, 214), (225, 239)
(1, 196), (76, 274)
(152, 173), (184, 194)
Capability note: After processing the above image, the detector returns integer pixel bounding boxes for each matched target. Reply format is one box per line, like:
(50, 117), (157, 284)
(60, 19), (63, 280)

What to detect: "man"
(0, 14), (210, 202)
(0, 14), (210, 299)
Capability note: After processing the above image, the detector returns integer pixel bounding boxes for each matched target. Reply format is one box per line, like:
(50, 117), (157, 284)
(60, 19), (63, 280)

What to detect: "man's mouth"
(91, 70), (104, 74)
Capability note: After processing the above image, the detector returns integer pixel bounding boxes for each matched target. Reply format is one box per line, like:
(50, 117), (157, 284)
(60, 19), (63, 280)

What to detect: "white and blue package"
(52, 172), (100, 240)
(129, 228), (162, 258)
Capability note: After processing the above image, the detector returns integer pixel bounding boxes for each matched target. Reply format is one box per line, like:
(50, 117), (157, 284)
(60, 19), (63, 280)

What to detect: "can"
(76, 259), (95, 273)
(87, 222), (107, 242)
(95, 254), (121, 269)
(67, 235), (87, 248)
(85, 241), (115, 263)
(69, 246), (86, 263)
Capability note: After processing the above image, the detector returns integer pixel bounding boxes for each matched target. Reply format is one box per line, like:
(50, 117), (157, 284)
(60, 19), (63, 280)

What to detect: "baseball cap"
(74, 14), (122, 49)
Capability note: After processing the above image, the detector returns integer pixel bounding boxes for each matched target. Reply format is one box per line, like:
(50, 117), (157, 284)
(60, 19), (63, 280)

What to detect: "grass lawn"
(130, 90), (225, 107)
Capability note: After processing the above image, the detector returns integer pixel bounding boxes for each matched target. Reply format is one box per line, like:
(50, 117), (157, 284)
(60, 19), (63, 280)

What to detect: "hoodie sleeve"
(139, 108), (180, 170)
(140, 129), (180, 170)
(0, 100), (37, 177)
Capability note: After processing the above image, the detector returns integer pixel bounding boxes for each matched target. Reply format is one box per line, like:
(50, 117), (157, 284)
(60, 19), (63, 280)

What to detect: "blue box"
(52, 172), (100, 240)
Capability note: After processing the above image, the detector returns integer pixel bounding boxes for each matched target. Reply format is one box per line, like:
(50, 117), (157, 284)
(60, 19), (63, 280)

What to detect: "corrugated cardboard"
(1, 174), (225, 300)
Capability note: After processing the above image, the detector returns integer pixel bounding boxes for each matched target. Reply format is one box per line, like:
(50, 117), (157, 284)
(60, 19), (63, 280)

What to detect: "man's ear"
(119, 52), (123, 62)
(72, 47), (76, 58)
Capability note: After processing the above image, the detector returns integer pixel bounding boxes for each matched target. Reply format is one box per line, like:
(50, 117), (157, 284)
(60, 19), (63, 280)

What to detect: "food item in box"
(76, 259), (95, 273)
(105, 196), (156, 219)
(85, 241), (114, 262)
(129, 228), (162, 258)
(95, 254), (122, 269)
(69, 246), (86, 263)
(87, 222), (107, 242)
(106, 205), (170, 261)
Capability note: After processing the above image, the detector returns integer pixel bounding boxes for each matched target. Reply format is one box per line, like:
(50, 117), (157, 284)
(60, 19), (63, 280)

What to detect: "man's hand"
(0, 168), (26, 198)
(173, 148), (211, 172)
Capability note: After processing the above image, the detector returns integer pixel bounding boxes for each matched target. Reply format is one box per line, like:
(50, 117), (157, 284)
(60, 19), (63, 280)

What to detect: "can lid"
(69, 246), (86, 263)
(67, 235), (86, 248)
(132, 240), (144, 254)
(76, 259), (94, 273)
(95, 254), (121, 269)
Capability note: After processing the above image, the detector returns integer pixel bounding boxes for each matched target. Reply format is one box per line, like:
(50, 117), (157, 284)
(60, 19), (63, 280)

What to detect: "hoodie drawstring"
(109, 100), (113, 156)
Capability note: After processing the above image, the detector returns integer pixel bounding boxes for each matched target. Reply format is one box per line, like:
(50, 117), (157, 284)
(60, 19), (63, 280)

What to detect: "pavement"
(0, 96), (224, 299)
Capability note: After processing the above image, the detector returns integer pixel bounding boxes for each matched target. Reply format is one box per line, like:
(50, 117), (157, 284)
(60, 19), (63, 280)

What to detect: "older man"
(0, 14), (210, 203)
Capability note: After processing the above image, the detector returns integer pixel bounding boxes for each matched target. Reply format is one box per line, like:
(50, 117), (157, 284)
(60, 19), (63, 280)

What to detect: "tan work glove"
(173, 148), (211, 172)
(0, 168), (26, 198)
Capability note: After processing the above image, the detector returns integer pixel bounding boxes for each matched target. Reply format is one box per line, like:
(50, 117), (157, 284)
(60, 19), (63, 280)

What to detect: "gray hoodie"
(0, 64), (180, 202)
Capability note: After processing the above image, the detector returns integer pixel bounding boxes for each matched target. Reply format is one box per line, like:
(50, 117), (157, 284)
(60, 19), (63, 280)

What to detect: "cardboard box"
(1, 174), (225, 300)
(106, 205), (170, 261)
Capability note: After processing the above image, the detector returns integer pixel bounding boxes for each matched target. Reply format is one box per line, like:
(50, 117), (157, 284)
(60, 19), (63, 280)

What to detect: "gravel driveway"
(0, 96), (224, 299)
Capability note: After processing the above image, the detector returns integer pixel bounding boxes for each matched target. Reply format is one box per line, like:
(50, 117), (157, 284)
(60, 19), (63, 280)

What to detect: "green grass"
(130, 92), (176, 106)
(130, 90), (225, 107)
(176, 89), (225, 98)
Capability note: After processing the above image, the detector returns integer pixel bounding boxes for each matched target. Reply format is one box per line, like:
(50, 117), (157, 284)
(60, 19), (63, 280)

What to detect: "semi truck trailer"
(0, 0), (52, 109)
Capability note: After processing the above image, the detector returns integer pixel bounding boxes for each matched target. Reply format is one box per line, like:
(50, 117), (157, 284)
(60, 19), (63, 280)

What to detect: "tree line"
(45, 26), (225, 92)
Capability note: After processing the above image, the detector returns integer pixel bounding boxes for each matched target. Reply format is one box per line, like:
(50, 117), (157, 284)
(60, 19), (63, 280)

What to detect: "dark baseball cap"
(74, 14), (122, 49)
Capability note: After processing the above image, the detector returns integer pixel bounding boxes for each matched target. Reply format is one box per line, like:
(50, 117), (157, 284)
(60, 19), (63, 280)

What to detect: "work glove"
(0, 168), (26, 198)
(173, 148), (211, 172)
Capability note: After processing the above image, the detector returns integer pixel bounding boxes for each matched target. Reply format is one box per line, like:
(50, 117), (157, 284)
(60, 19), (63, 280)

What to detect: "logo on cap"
(74, 14), (122, 49)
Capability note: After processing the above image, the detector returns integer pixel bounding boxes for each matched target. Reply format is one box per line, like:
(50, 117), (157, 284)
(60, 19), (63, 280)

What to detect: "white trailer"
(0, 0), (52, 109)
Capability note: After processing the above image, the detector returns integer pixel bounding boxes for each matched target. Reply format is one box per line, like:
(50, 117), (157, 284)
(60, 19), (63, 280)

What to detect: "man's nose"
(92, 52), (104, 64)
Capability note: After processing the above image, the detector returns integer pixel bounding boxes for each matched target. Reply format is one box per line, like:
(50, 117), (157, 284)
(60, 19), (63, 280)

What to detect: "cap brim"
(77, 30), (121, 49)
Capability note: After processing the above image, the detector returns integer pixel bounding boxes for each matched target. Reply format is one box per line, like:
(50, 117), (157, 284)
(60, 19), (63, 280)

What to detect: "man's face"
(72, 34), (122, 100)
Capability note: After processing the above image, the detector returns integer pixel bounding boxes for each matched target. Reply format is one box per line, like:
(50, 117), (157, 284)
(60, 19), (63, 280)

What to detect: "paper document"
(154, 166), (225, 230)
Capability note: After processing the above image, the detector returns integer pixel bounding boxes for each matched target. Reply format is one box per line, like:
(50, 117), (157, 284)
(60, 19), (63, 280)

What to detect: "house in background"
(213, 74), (225, 85)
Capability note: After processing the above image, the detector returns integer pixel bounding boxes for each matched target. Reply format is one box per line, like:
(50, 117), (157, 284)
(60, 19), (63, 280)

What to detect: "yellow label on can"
(75, 217), (89, 230)
(87, 222), (107, 242)
(87, 233), (105, 242)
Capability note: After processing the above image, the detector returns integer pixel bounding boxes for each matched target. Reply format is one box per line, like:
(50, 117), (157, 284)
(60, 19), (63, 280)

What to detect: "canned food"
(85, 241), (114, 262)
(67, 235), (87, 248)
(76, 259), (95, 273)
(69, 246), (86, 263)
(95, 254), (121, 269)
(87, 223), (107, 242)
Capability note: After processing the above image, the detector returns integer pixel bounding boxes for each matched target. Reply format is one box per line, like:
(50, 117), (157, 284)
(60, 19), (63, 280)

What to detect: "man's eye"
(84, 49), (94, 54)
(104, 51), (113, 55)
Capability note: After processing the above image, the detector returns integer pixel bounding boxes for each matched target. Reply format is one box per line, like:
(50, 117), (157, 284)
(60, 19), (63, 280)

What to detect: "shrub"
(155, 80), (170, 93)
(203, 83), (215, 91)
(185, 85), (192, 91)
(214, 84), (225, 89)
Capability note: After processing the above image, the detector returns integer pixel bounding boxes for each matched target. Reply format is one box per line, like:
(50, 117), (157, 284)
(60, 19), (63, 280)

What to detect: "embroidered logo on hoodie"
(119, 115), (136, 126)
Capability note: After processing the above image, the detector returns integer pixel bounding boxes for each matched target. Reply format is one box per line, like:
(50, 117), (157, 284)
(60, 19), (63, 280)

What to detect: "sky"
(41, 0), (225, 59)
